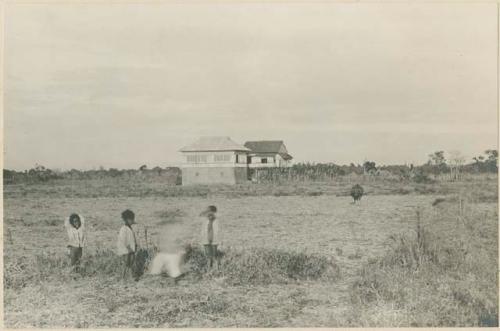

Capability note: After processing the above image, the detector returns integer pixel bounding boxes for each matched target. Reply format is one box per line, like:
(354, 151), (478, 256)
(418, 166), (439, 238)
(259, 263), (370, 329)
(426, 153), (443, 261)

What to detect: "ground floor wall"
(248, 154), (291, 168)
(181, 166), (248, 185)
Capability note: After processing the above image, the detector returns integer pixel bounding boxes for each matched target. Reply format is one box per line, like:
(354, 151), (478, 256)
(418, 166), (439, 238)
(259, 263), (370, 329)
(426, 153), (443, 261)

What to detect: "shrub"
(187, 246), (341, 285)
(412, 170), (434, 184)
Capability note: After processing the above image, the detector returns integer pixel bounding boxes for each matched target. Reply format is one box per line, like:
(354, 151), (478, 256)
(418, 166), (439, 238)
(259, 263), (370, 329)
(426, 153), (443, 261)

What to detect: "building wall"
(182, 166), (248, 185)
(248, 154), (275, 167)
(181, 151), (249, 185)
(234, 166), (249, 182)
(248, 153), (291, 168)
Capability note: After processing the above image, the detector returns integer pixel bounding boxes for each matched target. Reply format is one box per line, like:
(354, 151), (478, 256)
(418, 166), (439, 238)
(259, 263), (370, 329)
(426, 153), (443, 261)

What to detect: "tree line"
(252, 149), (497, 183)
(3, 149), (497, 185)
(3, 165), (181, 184)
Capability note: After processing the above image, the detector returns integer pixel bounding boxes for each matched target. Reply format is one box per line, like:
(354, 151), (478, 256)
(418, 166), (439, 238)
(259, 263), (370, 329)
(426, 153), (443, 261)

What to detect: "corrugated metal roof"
(245, 140), (293, 160)
(279, 153), (293, 161)
(244, 141), (284, 153)
(180, 136), (250, 152)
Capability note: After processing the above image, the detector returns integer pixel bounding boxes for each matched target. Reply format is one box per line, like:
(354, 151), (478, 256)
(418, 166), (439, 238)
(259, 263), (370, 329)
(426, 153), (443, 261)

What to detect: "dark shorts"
(68, 246), (83, 266)
(123, 252), (135, 268)
(204, 244), (218, 258)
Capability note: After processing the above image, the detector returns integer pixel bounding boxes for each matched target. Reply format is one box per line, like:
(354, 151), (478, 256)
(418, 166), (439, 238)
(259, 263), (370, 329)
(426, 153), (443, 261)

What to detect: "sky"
(4, 2), (498, 170)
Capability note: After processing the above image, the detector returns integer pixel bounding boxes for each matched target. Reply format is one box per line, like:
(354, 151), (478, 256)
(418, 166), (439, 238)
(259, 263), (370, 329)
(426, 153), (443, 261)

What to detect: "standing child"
(65, 213), (86, 270)
(117, 209), (138, 280)
(200, 205), (221, 269)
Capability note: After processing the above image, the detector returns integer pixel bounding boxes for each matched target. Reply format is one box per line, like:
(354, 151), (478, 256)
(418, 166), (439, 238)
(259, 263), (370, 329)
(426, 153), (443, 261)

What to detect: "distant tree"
(484, 149), (498, 172)
(108, 168), (121, 177)
(472, 155), (486, 173)
(152, 166), (163, 175)
(363, 161), (377, 174)
(472, 155), (485, 163)
(27, 164), (59, 182)
(428, 151), (446, 166)
(425, 151), (448, 176)
(3, 169), (17, 184)
(139, 164), (148, 171)
(448, 150), (466, 181)
(470, 150), (497, 173)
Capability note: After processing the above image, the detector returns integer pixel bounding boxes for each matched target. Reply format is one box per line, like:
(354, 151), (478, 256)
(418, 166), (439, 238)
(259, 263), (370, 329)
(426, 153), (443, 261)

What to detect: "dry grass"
(4, 174), (496, 200)
(4, 246), (340, 291)
(3, 176), (497, 327)
(350, 197), (498, 326)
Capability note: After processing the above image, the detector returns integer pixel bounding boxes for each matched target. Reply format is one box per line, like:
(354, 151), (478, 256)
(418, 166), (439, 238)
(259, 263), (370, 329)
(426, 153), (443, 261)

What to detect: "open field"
(3, 178), (498, 327)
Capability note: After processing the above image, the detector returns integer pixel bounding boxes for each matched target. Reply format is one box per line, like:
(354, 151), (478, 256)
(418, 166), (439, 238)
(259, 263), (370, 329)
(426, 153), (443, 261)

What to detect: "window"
(186, 154), (208, 163)
(261, 158), (267, 164)
(214, 154), (231, 162)
(238, 154), (247, 163)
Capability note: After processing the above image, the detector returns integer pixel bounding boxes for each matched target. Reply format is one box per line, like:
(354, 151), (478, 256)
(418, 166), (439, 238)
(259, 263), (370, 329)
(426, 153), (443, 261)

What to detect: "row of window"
(214, 154), (231, 162)
(248, 157), (273, 164)
(186, 154), (240, 163)
(186, 154), (284, 164)
(186, 155), (208, 163)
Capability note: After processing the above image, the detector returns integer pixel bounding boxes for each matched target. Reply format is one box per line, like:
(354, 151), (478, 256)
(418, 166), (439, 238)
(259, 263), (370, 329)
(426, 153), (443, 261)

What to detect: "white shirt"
(200, 217), (221, 245)
(65, 215), (86, 247)
(117, 225), (137, 255)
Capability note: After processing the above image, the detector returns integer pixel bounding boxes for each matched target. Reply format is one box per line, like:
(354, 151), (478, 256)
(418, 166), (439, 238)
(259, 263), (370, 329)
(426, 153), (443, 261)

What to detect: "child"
(149, 244), (193, 283)
(65, 213), (86, 269)
(117, 209), (138, 280)
(200, 205), (221, 269)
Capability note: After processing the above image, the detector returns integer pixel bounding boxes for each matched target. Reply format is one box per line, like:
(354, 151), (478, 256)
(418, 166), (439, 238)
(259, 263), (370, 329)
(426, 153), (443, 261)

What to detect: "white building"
(179, 136), (250, 185)
(244, 140), (293, 168)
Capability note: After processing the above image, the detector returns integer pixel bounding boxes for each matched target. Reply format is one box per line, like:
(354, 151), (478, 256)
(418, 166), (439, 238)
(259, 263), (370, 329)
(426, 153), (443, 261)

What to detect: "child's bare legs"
(122, 252), (135, 279)
(204, 244), (217, 269)
(216, 250), (222, 270)
(213, 245), (220, 270)
(69, 246), (83, 272)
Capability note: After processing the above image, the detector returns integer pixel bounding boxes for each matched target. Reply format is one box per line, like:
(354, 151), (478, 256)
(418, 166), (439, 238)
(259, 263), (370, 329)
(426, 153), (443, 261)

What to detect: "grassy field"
(3, 177), (498, 327)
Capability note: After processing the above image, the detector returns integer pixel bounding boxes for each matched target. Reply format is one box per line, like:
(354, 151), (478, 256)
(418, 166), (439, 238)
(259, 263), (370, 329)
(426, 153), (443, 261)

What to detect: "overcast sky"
(4, 2), (498, 170)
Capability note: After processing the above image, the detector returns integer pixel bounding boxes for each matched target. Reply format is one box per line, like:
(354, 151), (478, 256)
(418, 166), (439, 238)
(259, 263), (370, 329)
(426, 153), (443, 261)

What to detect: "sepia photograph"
(2, 1), (499, 328)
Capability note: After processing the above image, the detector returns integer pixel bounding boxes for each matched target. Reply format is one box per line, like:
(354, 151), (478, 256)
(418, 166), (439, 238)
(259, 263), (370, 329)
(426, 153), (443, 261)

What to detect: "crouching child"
(149, 244), (193, 284)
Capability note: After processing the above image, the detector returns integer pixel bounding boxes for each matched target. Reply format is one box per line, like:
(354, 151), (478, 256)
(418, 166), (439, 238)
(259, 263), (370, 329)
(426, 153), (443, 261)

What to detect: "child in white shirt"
(65, 213), (85, 269)
(117, 209), (138, 279)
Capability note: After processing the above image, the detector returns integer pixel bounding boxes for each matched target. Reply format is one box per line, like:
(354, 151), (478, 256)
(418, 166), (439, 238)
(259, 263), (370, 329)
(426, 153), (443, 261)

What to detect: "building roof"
(180, 136), (250, 152)
(244, 140), (293, 160)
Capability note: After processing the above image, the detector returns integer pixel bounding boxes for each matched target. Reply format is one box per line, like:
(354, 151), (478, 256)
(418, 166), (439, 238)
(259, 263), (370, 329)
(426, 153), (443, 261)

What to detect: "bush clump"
(187, 246), (340, 285)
